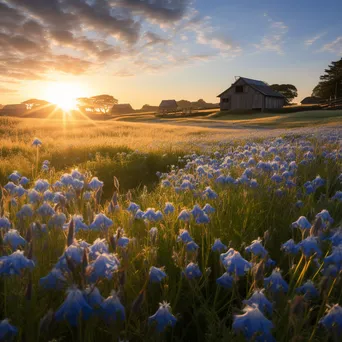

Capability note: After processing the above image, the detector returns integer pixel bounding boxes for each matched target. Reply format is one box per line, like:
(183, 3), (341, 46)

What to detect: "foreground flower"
(0, 217), (11, 230)
(281, 239), (299, 255)
(319, 304), (342, 334)
(148, 302), (177, 332)
(298, 236), (322, 257)
(216, 272), (234, 289)
(89, 213), (113, 230)
(220, 249), (252, 276)
(149, 266), (167, 283)
(0, 319), (18, 340)
(86, 253), (120, 283)
(296, 280), (319, 299)
(212, 238), (227, 252)
(292, 216), (311, 230)
(101, 291), (125, 323)
(40, 268), (67, 290)
(0, 250), (35, 275)
(232, 305), (274, 340)
(182, 262), (202, 279)
(55, 287), (92, 326)
(88, 177), (103, 190)
(3, 229), (26, 250)
(88, 238), (109, 260)
(84, 286), (103, 309)
(245, 238), (268, 258)
(243, 290), (273, 315)
(264, 268), (288, 294)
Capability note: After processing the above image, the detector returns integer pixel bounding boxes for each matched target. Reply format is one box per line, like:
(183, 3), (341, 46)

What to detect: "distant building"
(0, 104), (27, 116)
(217, 77), (285, 111)
(300, 96), (322, 105)
(111, 104), (134, 114)
(158, 100), (178, 114)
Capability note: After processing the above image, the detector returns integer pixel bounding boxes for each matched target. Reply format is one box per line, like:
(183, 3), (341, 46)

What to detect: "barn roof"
(159, 100), (178, 108)
(300, 96), (322, 104)
(112, 104), (133, 109)
(217, 77), (285, 98)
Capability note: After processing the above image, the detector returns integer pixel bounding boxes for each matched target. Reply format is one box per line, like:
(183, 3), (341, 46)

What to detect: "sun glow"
(44, 82), (85, 111)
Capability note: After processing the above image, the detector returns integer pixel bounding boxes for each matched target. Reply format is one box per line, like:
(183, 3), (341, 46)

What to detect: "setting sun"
(44, 82), (85, 111)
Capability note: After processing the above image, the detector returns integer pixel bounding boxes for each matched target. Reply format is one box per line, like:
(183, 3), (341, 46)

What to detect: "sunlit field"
(0, 116), (341, 341)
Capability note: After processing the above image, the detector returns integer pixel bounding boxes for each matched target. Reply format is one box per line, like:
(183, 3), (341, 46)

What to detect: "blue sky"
(1, 0), (342, 107)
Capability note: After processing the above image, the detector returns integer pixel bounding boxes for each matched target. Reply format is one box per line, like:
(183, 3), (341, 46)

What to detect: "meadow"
(0, 115), (341, 341)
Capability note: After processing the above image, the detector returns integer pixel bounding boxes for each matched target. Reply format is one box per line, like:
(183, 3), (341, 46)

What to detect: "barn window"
(235, 86), (244, 93)
(222, 98), (229, 103)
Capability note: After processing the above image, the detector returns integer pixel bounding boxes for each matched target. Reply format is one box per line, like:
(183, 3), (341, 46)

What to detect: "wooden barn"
(158, 100), (178, 114)
(300, 96), (322, 105)
(217, 77), (285, 111)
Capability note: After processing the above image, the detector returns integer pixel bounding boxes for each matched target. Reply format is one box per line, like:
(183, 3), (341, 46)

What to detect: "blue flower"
(63, 215), (88, 232)
(245, 238), (268, 258)
(271, 173), (282, 183)
(65, 244), (84, 265)
(37, 202), (55, 216)
(148, 302), (177, 332)
(281, 239), (299, 255)
(19, 176), (30, 186)
(89, 213), (113, 230)
(86, 253), (120, 283)
(32, 138), (42, 146)
(49, 213), (67, 228)
(296, 280), (319, 299)
(8, 171), (21, 182)
(292, 216), (311, 230)
(88, 177), (103, 190)
(220, 248), (252, 276)
(55, 286), (93, 326)
(84, 286), (103, 309)
(0, 250), (35, 275)
(216, 272), (234, 289)
(117, 236), (130, 248)
(100, 291), (125, 323)
(4, 182), (16, 194)
(212, 238), (227, 252)
(312, 175), (325, 189)
(264, 268), (288, 294)
(316, 209), (334, 224)
(243, 290), (273, 315)
(332, 191), (342, 202)
(60, 174), (73, 186)
(202, 203), (215, 214)
(71, 178), (84, 190)
(329, 230), (342, 246)
(298, 236), (322, 257)
(164, 202), (175, 215)
(319, 304), (342, 334)
(0, 217), (11, 230)
(0, 319), (18, 340)
(324, 245), (342, 267)
(177, 209), (191, 222)
(186, 241), (199, 252)
(28, 189), (41, 204)
(149, 266), (167, 283)
(127, 202), (140, 213)
(202, 186), (218, 199)
(88, 238), (109, 260)
(177, 230), (193, 243)
(232, 305), (274, 341)
(143, 208), (163, 222)
(40, 268), (67, 290)
(190, 204), (203, 218)
(182, 262), (202, 279)
(34, 179), (49, 193)
(3, 229), (26, 249)
(135, 209), (144, 219)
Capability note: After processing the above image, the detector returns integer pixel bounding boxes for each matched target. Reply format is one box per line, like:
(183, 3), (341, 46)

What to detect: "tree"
(77, 94), (118, 114)
(270, 84), (298, 104)
(312, 58), (342, 100)
(22, 99), (50, 110)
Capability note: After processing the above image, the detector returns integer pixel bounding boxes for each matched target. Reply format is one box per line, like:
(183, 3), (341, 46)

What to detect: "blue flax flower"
(40, 268), (67, 290)
(232, 305), (274, 341)
(264, 268), (288, 294)
(202, 203), (215, 214)
(296, 280), (319, 299)
(298, 236), (322, 257)
(0, 250), (35, 275)
(32, 138), (42, 146)
(28, 189), (41, 204)
(164, 202), (175, 215)
(243, 290), (273, 315)
(0, 319), (18, 340)
(281, 239), (299, 255)
(86, 253), (120, 283)
(324, 245), (342, 267)
(149, 266), (167, 283)
(177, 230), (193, 243)
(245, 238), (268, 258)
(89, 213), (113, 230)
(216, 272), (234, 289)
(177, 209), (191, 222)
(16, 204), (34, 219)
(8, 171), (21, 182)
(292, 216), (311, 230)
(84, 286), (103, 309)
(19, 176), (30, 186)
(316, 209), (334, 224)
(101, 291), (125, 323)
(186, 241), (199, 252)
(88, 238), (109, 260)
(319, 304), (342, 334)
(202, 186), (218, 199)
(88, 177), (103, 190)
(212, 238), (227, 252)
(34, 179), (49, 193)
(49, 213), (67, 228)
(0, 217), (11, 230)
(220, 248), (252, 276)
(148, 302), (177, 332)
(37, 202), (55, 216)
(55, 286), (92, 326)
(127, 202), (140, 213)
(117, 236), (130, 248)
(3, 229), (26, 249)
(182, 262), (202, 279)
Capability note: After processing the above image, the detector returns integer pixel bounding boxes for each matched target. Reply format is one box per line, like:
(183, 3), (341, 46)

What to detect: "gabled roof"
(217, 77), (285, 98)
(159, 100), (178, 108)
(300, 96), (322, 104)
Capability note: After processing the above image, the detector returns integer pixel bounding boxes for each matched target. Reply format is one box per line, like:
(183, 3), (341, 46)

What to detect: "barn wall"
(265, 97), (284, 109)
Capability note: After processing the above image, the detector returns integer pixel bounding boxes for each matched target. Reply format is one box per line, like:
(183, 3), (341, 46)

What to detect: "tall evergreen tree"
(312, 58), (342, 100)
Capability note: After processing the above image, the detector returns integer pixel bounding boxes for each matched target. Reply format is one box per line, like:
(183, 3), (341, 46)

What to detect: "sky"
(0, 0), (342, 109)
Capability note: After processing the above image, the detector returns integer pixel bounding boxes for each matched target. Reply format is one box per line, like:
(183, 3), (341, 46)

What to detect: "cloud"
(305, 33), (326, 46)
(253, 19), (288, 54)
(113, 68), (135, 77)
(0, 87), (17, 93)
(320, 36), (342, 54)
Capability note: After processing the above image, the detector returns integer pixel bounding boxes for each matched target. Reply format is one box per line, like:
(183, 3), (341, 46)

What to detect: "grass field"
(0, 114), (341, 341)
